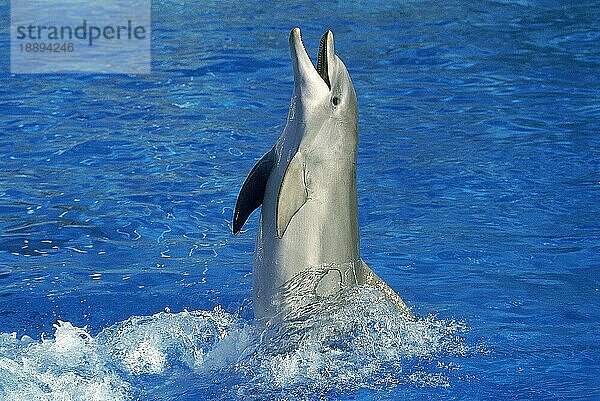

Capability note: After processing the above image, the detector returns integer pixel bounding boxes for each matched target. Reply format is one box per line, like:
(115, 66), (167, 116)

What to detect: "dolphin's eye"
(332, 96), (340, 106)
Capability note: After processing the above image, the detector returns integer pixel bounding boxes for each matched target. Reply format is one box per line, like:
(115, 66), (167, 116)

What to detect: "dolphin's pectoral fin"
(358, 260), (415, 319)
(276, 153), (307, 238)
(233, 148), (275, 235)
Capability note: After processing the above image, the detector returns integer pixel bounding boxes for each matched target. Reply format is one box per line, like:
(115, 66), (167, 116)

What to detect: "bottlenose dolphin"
(233, 28), (412, 323)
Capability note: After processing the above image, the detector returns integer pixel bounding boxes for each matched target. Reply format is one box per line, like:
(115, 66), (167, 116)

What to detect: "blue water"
(1, 1), (599, 400)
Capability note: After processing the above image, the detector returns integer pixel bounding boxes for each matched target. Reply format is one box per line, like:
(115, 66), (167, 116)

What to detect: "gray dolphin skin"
(233, 28), (413, 323)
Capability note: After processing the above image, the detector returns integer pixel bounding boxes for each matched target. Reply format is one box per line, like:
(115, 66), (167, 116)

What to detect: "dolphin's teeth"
(297, 30), (308, 56)
(317, 32), (331, 89)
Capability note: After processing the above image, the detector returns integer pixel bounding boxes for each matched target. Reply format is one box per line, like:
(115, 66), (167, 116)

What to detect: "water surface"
(0, 1), (598, 400)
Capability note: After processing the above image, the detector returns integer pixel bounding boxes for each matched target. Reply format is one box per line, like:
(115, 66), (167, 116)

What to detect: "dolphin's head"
(288, 28), (358, 156)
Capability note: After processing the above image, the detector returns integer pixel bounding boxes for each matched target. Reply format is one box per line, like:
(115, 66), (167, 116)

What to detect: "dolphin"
(233, 28), (413, 323)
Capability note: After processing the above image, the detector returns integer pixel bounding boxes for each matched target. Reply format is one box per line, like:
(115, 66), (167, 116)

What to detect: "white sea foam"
(0, 323), (131, 401)
(0, 287), (475, 400)
(237, 285), (470, 399)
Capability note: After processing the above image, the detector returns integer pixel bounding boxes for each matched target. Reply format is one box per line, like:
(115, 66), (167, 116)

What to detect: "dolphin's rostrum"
(234, 28), (413, 323)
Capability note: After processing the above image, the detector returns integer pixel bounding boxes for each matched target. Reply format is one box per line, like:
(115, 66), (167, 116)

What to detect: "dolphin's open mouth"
(316, 32), (331, 89)
(289, 28), (332, 92)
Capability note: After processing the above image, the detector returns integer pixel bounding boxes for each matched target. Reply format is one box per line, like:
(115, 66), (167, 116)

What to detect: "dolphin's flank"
(233, 28), (414, 323)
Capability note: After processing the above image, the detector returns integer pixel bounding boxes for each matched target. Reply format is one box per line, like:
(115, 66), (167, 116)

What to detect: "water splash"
(0, 323), (131, 401)
(98, 307), (250, 375)
(0, 287), (476, 401)
(238, 285), (470, 400)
